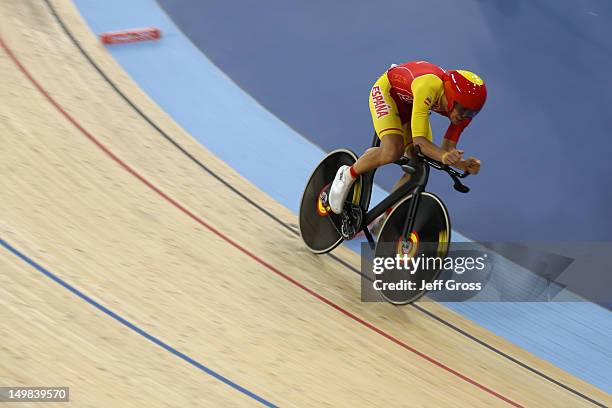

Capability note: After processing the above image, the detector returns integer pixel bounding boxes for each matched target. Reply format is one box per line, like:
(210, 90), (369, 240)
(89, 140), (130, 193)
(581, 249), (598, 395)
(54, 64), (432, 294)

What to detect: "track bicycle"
(299, 133), (471, 303)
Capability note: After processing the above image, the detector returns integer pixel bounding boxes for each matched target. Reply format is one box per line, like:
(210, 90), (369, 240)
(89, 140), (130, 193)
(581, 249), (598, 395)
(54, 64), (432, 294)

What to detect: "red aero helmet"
(443, 70), (487, 113)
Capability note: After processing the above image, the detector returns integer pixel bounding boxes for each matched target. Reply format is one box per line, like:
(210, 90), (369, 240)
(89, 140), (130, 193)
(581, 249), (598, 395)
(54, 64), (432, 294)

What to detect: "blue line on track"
(0, 238), (278, 408)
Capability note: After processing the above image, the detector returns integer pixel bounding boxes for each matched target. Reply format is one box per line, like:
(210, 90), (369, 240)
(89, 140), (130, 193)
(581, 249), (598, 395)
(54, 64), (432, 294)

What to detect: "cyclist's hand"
(464, 157), (481, 174)
(441, 149), (463, 166)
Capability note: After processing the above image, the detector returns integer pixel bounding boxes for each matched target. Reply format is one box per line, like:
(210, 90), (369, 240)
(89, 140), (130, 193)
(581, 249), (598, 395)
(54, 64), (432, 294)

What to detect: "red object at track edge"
(99, 27), (161, 45)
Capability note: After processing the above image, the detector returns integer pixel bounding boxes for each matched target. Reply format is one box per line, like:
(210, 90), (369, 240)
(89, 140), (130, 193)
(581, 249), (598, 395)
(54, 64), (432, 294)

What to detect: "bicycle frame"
(357, 132), (431, 247)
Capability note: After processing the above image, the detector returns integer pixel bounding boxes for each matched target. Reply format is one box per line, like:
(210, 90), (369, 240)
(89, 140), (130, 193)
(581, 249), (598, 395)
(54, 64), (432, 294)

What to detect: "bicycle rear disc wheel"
(299, 149), (360, 254)
(374, 192), (450, 304)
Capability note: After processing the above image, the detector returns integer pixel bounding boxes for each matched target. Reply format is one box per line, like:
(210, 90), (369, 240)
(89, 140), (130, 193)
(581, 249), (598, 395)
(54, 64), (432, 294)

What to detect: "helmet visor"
(455, 103), (480, 119)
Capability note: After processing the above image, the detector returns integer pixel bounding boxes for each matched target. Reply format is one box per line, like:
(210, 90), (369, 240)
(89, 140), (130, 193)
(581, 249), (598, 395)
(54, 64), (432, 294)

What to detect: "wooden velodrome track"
(0, 1), (609, 407)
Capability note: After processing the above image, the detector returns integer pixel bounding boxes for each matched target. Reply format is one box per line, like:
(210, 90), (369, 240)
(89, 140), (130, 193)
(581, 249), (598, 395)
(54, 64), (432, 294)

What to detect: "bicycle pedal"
(319, 183), (332, 212)
(339, 204), (363, 240)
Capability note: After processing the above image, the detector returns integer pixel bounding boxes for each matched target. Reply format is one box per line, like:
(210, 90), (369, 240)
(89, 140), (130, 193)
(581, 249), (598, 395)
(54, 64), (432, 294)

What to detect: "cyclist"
(329, 60), (487, 220)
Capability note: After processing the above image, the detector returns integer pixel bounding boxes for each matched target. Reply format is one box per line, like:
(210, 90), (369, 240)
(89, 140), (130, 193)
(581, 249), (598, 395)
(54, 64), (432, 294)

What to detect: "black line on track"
(42, 1), (607, 406)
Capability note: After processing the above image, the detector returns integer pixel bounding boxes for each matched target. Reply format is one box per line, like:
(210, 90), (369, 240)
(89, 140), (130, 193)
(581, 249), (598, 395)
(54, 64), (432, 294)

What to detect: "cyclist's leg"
(352, 134), (403, 174)
(330, 73), (406, 214)
(371, 122), (431, 234)
(390, 120), (433, 191)
(353, 74), (406, 174)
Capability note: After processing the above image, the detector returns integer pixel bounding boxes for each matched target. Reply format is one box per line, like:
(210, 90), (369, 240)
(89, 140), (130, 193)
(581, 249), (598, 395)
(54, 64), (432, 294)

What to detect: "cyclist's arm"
(413, 136), (448, 162)
(410, 75), (450, 162)
(444, 120), (470, 142)
(441, 138), (456, 151)
(439, 117), (471, 168)
(414, 134), (468, 168)
(441, 139), (467, 171)
(442, 139), (481, 173)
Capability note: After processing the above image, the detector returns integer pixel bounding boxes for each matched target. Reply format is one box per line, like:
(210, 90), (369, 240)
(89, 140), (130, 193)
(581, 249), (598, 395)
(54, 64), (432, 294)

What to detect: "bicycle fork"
(401, 185), (424, 242)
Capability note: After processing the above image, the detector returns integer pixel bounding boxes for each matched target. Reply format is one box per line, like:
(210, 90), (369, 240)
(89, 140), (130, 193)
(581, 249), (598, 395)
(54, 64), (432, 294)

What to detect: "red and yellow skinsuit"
(369, 60), (470, 145)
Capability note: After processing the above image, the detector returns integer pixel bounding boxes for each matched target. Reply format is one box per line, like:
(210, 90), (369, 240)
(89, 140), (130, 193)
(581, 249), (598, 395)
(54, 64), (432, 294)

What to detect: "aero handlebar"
(394, 151), (471, 193)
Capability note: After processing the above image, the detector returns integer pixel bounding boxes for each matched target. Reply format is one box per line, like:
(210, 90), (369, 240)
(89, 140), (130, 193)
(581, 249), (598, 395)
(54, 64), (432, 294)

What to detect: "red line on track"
(1, 36), (524, 407)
